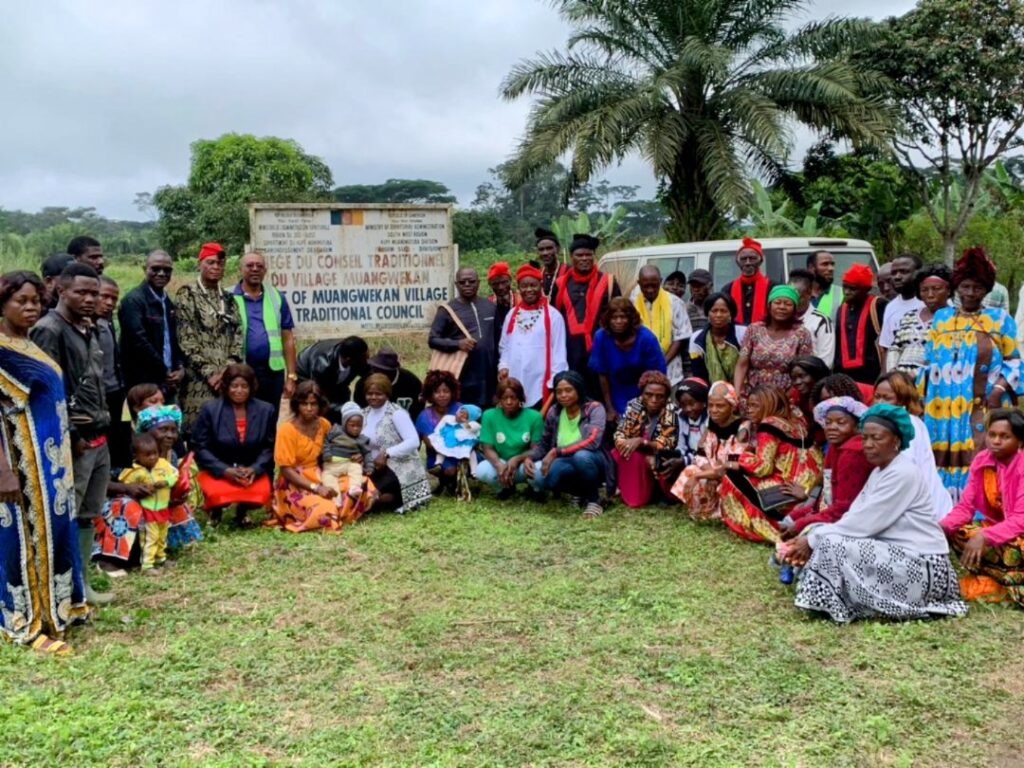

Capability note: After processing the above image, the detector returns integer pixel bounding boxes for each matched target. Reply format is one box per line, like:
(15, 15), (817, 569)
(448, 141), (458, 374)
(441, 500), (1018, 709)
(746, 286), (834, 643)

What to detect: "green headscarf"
(768, 285), (800, 305)
(859, 403), (915, 451)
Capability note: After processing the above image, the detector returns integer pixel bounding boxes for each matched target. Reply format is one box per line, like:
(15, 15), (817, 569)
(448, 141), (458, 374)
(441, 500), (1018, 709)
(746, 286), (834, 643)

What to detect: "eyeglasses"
(456, 279), (478, 285)
(150, 267), (173, 275)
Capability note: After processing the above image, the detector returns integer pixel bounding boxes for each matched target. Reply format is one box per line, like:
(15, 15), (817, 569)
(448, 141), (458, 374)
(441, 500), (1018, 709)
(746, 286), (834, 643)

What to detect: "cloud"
(0, 0), (913, 220)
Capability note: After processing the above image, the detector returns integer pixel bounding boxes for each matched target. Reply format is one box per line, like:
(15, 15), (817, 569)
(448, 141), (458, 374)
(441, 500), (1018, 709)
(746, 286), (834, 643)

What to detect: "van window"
(711, 249), (783, 290)
(789, 251), (875, 286)
(643, 256), (696, 285)
(602, 258), (639, 296)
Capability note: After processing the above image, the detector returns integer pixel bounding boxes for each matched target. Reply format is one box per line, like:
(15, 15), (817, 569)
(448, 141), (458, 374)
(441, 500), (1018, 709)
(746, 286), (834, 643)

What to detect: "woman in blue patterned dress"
(920, 248), (1021, 502)
(0, 272), (88, 654)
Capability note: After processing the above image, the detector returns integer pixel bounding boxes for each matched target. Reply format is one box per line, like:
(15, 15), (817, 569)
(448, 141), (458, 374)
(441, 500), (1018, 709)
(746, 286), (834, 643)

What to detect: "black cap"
(42, 253), (75, 279)
(688, 268), (712, 285)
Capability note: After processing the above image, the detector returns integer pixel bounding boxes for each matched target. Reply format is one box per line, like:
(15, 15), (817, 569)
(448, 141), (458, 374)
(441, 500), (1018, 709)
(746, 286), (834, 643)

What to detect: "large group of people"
(3, 232), (1024, 656)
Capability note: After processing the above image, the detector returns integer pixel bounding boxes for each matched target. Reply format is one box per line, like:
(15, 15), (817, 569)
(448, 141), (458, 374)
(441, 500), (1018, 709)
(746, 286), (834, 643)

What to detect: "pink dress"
(671, 420), (751, 520)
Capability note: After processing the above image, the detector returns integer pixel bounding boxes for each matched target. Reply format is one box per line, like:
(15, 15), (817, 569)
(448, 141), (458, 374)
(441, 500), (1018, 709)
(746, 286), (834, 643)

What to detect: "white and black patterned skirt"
(795, 534), (968, 624)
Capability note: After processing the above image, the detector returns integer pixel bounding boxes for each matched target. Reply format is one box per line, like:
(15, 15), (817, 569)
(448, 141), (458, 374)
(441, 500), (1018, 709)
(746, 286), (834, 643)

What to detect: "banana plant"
(548, 206), (630, 256)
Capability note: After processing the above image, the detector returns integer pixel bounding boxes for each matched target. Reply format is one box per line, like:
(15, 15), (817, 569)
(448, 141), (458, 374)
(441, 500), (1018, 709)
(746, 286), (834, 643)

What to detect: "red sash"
(730, 273), (770, 325)
(506, 299), (554, 399)
(554, 269), (610, 352)
(838, 296), (875, 369)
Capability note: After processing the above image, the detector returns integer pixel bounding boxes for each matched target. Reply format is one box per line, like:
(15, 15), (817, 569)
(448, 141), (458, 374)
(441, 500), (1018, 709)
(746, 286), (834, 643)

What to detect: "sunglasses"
(150, 266), (173, 275)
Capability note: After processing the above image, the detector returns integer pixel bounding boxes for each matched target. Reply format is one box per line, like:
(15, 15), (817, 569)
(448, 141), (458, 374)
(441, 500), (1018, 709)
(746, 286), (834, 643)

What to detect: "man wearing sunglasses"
(118, 249), (185, 396)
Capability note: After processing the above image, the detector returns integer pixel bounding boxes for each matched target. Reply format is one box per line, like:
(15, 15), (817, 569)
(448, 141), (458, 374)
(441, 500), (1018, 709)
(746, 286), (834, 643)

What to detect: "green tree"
(452, 210), (510, 252)
(871, 0), (1024, 264)
(792, 142), (918, 257)
(332, 179), (456, 204)
(152, 134), (333, 258)
(500, 0), (895, 242)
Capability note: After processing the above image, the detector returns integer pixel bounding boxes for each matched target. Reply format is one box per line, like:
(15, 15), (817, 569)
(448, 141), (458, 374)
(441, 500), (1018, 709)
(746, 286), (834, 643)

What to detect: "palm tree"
(501, 0), (896, 241)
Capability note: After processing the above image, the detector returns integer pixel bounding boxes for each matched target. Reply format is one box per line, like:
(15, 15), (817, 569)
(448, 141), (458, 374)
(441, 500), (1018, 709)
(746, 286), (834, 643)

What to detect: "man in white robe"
(498, 263), (568, 408)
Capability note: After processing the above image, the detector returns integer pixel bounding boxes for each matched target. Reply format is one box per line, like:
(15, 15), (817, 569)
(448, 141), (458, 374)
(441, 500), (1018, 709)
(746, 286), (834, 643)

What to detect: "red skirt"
(197, 471), (272, 509)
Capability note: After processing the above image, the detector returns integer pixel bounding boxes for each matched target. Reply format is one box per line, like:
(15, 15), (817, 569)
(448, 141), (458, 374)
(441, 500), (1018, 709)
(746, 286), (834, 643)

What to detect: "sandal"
(30, 635), (73, 656)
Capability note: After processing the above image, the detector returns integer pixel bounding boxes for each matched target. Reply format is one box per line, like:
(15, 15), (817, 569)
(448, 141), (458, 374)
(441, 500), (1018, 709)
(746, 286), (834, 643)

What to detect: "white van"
(598, 237), (879, 296)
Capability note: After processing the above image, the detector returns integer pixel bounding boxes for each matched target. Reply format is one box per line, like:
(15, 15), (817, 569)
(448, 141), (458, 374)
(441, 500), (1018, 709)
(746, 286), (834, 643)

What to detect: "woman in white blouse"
(362, 374), (431, 514)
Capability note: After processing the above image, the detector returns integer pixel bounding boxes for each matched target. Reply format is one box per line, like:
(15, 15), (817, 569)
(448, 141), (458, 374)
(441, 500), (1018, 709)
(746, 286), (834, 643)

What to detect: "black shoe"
(496, 487), (515, 501)
(523, 487), (547, 504)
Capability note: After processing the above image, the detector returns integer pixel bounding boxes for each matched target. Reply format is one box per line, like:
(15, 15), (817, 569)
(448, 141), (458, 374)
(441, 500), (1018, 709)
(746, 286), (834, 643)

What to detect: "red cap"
(516, 263), (544, 283)
(198, 242), (225, 261)
(487, 262), (511, 281)
(842, 263), (875, 289)
(738, 237), (763, 258)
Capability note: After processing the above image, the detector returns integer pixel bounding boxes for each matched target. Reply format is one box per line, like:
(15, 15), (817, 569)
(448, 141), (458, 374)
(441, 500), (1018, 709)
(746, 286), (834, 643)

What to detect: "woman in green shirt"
(474, 378), (544, 499)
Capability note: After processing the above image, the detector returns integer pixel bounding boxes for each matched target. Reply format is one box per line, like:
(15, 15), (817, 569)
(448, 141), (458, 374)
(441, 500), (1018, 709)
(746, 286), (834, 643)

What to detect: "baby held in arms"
(321, 402), (372, 499)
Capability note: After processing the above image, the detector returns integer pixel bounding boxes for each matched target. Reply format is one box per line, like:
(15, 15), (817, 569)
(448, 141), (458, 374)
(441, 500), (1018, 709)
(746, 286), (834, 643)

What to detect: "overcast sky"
(0, 0), (914, 221)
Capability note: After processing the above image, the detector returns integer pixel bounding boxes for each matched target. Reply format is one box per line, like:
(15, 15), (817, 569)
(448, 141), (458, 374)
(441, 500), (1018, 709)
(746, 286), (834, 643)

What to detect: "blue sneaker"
(779, 564), (794, 585)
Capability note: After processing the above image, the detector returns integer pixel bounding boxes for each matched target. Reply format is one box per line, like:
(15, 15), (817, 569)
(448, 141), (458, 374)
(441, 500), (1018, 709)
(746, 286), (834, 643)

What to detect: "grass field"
(1, 497), (1022, 767)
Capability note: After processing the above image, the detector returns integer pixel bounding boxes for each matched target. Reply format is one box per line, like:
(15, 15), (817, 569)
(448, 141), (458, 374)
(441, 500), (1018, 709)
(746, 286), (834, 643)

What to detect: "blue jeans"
(474, 460), (529, 488)
(531, 449), (604, 503)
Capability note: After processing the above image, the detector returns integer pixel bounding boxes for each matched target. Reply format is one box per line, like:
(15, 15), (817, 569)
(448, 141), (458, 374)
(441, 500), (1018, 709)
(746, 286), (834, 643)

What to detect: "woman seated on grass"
(783, 404), (967, 624)
(670, 382), (750, 521)
(718, 386), (822, 544)
(192, 364), (275, 527)
(780, 396), (871, 538)
(788, 356), (830, 444)
(269, 380), (374, 533)
(941, 409), (1024, 606)
(362, 373), (431, 514)
(528, 370), (607, 518)
(474, 377), (544, 499)
(611, 370), (679, 508)
(94, 402), (202, 577)
(414, 370), (463, 495)
(873, 370), (952, 522)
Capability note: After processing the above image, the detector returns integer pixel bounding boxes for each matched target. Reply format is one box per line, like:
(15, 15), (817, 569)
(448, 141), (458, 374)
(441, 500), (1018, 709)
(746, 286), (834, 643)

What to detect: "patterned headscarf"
(708, 381), (739, 407)
(135, 404), (183, 434)
(952, 246), (996, 291)
(860, 403), (915, 451)
(813, 396), (868, 428)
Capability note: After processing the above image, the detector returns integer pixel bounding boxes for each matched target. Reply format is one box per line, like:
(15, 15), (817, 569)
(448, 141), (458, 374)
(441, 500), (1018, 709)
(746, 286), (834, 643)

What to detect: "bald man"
(629, 265), (693, 384)
(233, 252), (298, 414)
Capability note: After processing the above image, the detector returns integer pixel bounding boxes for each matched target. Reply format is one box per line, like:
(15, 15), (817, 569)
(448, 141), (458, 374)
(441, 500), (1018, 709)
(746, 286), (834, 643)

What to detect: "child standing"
(321, 402), (372, 498)
(119, 432), (179, 576)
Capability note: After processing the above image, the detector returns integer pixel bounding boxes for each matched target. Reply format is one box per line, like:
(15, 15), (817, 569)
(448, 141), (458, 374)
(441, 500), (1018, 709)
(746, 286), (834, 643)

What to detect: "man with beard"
(428, 267), (497, 408)
(498, 263), (568, 409)
(879, 254), (923, 369)
(832, 264), (888, 385)
(175, 242), (244, 432)
(807, 250), (842, 317)
(721, 238), (775, 325)
(551, 234), (620, 397)
(68, 235), (105, 275)
(118, 250), (186, 397)
(535, 227), (567, 300)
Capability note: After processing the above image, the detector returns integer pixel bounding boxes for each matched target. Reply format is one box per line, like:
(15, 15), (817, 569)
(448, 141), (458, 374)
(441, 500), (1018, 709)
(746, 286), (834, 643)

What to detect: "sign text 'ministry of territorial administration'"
(248, 203), (455, 340)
